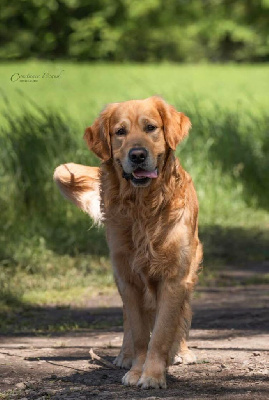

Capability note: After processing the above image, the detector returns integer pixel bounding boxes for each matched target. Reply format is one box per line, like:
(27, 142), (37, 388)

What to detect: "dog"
(54, 96), (203, 389)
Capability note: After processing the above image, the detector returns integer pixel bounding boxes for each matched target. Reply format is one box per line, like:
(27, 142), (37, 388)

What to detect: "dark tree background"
(0, 0), (268, 62)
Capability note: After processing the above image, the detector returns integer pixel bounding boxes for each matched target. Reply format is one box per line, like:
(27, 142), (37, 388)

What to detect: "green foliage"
(0, 0), (269, 61)
(0, 102), (105, 258)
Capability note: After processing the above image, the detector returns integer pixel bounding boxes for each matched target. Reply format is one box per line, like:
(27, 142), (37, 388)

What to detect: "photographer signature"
(10, 70), (64, 83)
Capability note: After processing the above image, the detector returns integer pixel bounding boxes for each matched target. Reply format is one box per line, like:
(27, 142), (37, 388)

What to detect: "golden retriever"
(54, 96), (203, 389)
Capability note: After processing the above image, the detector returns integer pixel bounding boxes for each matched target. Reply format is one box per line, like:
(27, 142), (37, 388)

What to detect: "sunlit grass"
(1, 62), (269, 123)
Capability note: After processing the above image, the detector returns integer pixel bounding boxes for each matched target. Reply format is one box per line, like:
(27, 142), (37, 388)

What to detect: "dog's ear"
(165, 107), (191, 150)
(153, 96), (191, 150)
(84, 103), (118, 161)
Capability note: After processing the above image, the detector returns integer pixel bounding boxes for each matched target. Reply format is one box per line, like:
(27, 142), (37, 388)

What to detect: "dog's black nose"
(128, 147), (148, 164)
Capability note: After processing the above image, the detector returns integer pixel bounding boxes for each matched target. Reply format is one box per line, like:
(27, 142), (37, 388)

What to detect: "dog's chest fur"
(100, 163), (192, 280)
(104, 194), (188, 280)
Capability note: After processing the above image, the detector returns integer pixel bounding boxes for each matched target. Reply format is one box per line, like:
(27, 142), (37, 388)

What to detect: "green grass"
(1, 62), (269, 123)
(0, 62), (269, 328)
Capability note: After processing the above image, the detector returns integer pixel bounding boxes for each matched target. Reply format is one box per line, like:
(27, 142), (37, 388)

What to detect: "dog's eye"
(146, 125), (156, 132)
(115, 127), (126, 136)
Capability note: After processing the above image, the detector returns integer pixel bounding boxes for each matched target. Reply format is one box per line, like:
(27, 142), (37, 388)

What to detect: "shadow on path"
(1, 284), (268, 336)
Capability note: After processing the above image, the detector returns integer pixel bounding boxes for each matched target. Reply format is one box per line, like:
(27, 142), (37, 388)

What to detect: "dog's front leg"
(137, 277), (188, 389)
(119, 281), (150, 386)
(113, 306), (133, 369)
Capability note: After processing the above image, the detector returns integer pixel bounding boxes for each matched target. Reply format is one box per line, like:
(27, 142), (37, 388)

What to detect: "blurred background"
(0, 0), (268, 333)
(1, 0), (269, 62)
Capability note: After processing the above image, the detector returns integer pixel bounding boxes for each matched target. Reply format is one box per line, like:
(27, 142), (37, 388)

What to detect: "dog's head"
(84, 97), (191, 187)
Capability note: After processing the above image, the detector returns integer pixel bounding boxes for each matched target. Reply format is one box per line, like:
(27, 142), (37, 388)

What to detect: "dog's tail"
(53, 163), (103, 225)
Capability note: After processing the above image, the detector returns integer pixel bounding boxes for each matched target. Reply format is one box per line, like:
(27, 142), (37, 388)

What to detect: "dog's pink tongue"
(133, 169), (158, 179)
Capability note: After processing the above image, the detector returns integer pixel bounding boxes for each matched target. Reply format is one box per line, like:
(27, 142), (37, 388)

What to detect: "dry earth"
(0, 266), (268, 400)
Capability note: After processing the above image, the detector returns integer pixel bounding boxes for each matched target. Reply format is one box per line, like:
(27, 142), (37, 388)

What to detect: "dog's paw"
(122, 369), (141, 386)
(114, 353), (133, 369)
(137, 373), (167, 389)
(173, 349), (197, 365)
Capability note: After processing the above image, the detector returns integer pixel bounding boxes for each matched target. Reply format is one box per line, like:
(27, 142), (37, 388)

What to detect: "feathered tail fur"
(53, 163), (102, 225)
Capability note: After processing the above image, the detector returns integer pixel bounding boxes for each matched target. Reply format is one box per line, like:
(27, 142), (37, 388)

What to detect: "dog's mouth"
(132, 168), (158, 180)
(122, 167), (158, 187)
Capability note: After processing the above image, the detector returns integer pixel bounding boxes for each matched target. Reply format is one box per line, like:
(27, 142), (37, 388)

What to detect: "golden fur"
(54, 96), (203, 389)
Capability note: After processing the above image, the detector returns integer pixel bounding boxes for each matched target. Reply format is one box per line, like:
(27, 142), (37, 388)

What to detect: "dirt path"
(1, 283), (268, 399)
